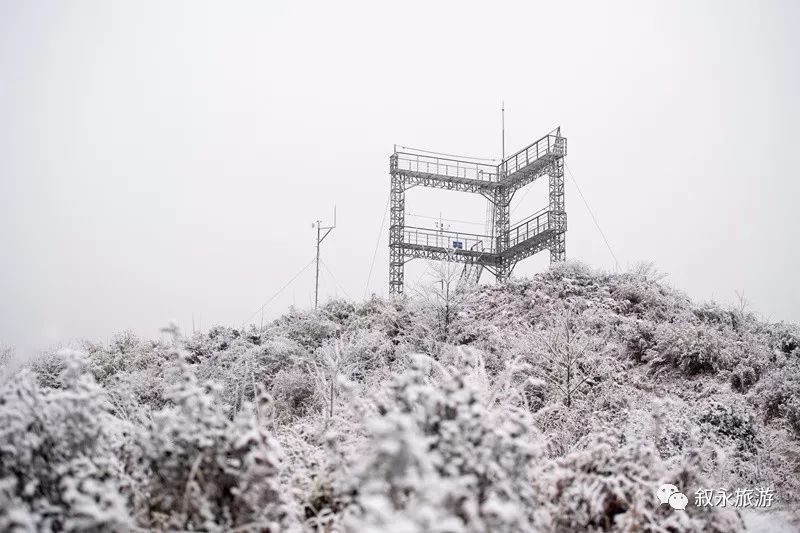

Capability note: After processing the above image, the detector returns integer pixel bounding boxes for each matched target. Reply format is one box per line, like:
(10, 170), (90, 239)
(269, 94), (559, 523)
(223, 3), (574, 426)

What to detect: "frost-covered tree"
(414, 256), (476, 342)
(516, 312), (605, 408)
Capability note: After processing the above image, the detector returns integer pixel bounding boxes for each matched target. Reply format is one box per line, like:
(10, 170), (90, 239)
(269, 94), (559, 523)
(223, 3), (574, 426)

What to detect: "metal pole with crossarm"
(314, 206), (336, 309)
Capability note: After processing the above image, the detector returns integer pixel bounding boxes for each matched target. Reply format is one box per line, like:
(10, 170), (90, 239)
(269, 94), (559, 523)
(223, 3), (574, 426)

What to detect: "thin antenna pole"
(501, 100), (505, 161)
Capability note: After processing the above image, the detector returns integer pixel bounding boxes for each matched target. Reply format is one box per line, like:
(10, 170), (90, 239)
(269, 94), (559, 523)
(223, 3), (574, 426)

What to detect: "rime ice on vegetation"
(2, 261), (799, 531)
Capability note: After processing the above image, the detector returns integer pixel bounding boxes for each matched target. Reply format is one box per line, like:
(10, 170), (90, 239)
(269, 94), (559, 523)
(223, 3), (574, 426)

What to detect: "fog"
(1, 0), (798, 355)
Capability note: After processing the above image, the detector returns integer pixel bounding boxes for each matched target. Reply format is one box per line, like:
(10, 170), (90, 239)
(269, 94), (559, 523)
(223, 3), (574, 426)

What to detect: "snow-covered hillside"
(1, 261), (799, 532)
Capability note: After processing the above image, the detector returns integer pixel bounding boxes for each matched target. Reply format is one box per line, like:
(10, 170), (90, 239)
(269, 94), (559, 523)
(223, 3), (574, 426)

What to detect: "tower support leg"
(493, 185), (512, 282)
(549, 157), (566, 263)
(389, 172), (405, 294)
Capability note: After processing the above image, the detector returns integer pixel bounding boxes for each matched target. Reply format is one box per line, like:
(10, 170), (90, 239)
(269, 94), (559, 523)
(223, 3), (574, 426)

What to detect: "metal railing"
(506, 209), (551, 248)
(392, 131), (566, 183)
(403, 226), (494, 254)
(393, 151), (500, 183)
(500, 131), (566, 177)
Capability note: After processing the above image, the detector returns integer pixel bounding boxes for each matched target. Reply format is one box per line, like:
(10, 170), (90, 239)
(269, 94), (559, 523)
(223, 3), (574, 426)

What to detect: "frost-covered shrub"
(630, 261), (668, 283)
(754, 367), (800, 436)
(522, 377), (547, 412)
(751, 321), (800, 359)
(777, 331), (800, 357)
(451, 321), (517, 376)
(786, 397), (800, 438)
(546, 258), (595, 280)
(271, 367), (319, 421)
(532, 432), (742, 532)
(321, 298), (357, 325)
(109, 330), (140, 354)
(273, 309), (340, 350)
(27, 350), (69, 389)
(342, 354), (542, 532)
(611, 280), (667, 319)
(620, 319), (658, 363)
(204, 325), (243, 352)
(259, 337), (312, 367)
(347, 296), (414, 345)
(730, 364), (759, 393)
(83, 337), (177, 411)
(192, 335), (312, 412)
(0, 351), (130, 532)
(342, 329), (395, 377)
(698, 400), (758, 453)
(607, 269), (691, 324)
(82, 334), (153, 374)
(692, 302), (740, 329)
(640, 397), (696, 458)
(533, 402), (589, 458)
(0, 345), (11, 368)
(133, 362), (291, 531)
(653, 323), (730, 375)
(534, 434), (664, 531)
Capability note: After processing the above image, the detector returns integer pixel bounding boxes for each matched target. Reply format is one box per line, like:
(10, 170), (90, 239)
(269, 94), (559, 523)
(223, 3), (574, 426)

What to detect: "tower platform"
(389, 128), (567, 294)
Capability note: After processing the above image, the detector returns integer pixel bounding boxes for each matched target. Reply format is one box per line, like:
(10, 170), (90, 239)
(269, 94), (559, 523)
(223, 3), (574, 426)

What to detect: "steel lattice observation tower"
(388, 127), (567, 294)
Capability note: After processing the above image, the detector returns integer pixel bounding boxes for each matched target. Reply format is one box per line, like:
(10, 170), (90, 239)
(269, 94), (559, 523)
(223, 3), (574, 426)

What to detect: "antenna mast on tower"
(502, 101), (505, 160)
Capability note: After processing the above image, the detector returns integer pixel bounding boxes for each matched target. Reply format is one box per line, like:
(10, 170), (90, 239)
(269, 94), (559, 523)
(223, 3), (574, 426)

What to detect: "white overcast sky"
(1, 1), (799, 354)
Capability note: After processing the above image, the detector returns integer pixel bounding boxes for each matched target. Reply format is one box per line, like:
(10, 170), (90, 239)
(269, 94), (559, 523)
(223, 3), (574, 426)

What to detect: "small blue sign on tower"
(452, 241), (463, 249)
